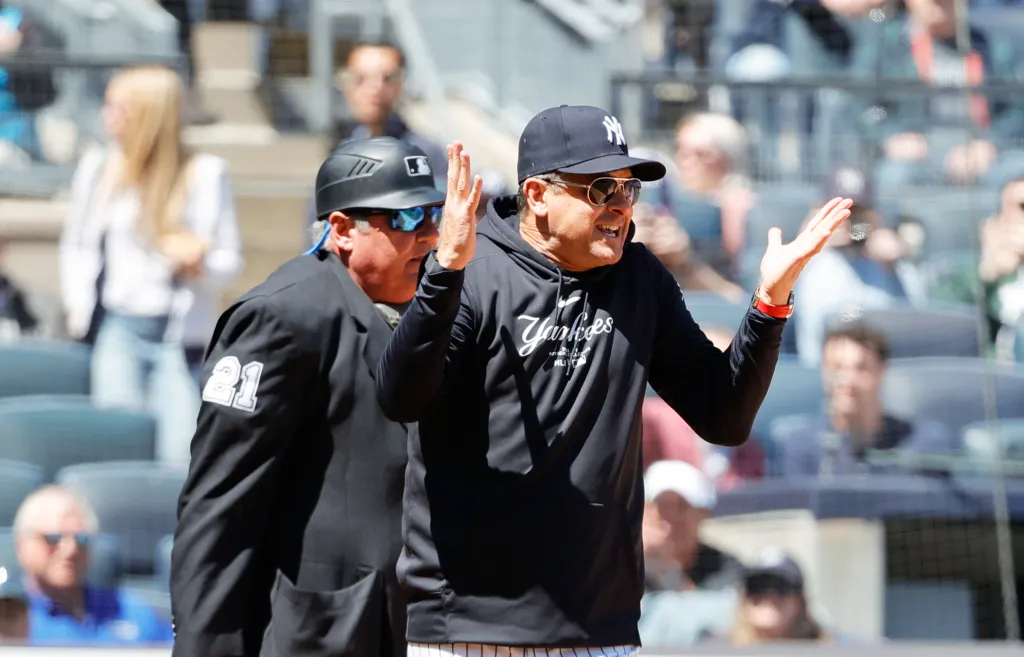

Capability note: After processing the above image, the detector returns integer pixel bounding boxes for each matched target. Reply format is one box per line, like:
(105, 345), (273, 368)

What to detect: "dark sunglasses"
(551, 177), (643, 207)
(744, 574), (799, 598)
(364, 206), (443, 232)
(39, 532), (92, 548)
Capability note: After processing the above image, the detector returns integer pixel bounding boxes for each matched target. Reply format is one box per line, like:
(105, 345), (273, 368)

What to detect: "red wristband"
(753, 287), (794, 319)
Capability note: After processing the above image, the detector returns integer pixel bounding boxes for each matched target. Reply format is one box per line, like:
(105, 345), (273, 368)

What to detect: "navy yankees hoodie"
(376, 196), (785, 647)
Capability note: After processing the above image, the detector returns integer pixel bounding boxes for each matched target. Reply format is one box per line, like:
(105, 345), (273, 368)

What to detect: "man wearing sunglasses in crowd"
(171, 137), (444, 657)
(376, 104), (853, 657)
(12, 485), (172, 645)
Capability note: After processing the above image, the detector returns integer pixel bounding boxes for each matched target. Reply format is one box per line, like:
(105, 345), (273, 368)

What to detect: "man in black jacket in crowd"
(171, 137), (444, 657)
(377, 104), (852, 656)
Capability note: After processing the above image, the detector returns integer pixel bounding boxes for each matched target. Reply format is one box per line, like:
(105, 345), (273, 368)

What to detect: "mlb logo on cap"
(405, 156), (432, 178)
(516, 105), (666, 184)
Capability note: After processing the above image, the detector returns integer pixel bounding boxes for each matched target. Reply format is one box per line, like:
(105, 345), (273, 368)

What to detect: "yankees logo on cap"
(516, 105), (667, 184)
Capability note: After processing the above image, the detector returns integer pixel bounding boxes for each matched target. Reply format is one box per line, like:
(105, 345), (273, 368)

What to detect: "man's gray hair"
(515, 172), (563, 217)
(13, 484), (100, 536)
(310, 215), (371, 252)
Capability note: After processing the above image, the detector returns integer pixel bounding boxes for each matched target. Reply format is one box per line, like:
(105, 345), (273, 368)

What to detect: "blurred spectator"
(0, 227), (40, 344)
(933, 175), (1024, 359)
(794, 165), (926, 365)
(0, 1), (57, 165)
(710, 548), (832, 645)
(854, 0), (1024, 191)
(306, 39), (447, 229)
(59, 65), (243, 465)
(632, 199), (746, 301)
(0, 563), (29, 642)
(774, 321), (954, 476)
(13, 485), (173, 646)
(639, 460), (742, 645)
(643, 384), (767, 491)
(642, 460), (743, 592)
(157, 0), (217, 126)
(674, 113), (754, 270)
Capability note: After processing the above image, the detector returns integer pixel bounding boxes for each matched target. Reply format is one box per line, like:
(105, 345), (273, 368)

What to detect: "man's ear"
(329, 211), (357, 253)
(523, 178), (550, 220)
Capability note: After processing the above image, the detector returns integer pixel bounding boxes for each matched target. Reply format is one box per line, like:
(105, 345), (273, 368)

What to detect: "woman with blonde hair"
(60, 65), (243, 465)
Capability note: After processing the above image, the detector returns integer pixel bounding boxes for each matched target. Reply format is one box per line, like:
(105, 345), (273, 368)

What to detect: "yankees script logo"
(517, 298), (614, 368)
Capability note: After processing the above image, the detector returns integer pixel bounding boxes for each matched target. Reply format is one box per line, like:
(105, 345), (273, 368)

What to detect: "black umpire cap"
(517, 105), (667, 184)
(314, 136), (446, 220)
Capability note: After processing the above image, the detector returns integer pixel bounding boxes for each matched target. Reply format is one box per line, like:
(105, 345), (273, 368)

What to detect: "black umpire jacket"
(170, 250), (408, 657)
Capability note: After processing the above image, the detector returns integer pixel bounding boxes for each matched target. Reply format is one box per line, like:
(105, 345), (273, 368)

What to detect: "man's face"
(675, 124), (727, 193)
(538, 168), (636, 271)
(821, 337), (884, 415)
(341, 45), (404, 128)
(15, 502), (92, 592)
(641, 491), (705, 568)
(340, 209), (440, 304)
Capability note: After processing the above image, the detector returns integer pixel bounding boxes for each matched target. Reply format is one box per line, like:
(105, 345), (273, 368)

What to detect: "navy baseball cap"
(517, 105), (667, 184)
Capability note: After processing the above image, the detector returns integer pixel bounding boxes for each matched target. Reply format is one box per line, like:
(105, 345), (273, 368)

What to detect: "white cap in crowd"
(643, 459), (717, 510)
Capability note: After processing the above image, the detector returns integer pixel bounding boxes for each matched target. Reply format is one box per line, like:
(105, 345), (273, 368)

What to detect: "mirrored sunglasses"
(552, 177), (642, 207)
(40, 532), (92, 548)
(366, 205), (444, 232)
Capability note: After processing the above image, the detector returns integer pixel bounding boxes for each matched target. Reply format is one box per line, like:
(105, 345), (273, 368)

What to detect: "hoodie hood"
(478, 195), (636, 286)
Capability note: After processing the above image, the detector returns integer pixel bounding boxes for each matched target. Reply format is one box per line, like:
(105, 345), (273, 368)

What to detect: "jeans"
(90, 312), (200, 466)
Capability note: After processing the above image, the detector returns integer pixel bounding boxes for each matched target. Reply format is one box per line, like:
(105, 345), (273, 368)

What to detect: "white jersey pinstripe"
(408, 643), (640, 657)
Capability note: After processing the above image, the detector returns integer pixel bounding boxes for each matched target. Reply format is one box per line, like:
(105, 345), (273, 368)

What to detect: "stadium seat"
(0, 528), (121, 587)
(883, 358), (1024, 435)
(0, 398), (156, 481)
(825, 304), (984, 359)
(0, 460), (44, 526)
(752, 360), (824, 439)
(960, 418), (1024, 464)
(745, 184), (818, 248)
(0, 340), (91, 399)
(683, 291), (748, 331)
(56, 461), (186, 576)
(155, 534), (173, 588)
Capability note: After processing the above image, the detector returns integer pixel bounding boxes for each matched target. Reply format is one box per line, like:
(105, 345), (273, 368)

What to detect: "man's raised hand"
(435, 142), (484, 271)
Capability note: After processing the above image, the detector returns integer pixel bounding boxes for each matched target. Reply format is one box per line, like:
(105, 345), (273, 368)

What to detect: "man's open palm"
(435, 142), (484, 271)
(758, 197), (853, 303)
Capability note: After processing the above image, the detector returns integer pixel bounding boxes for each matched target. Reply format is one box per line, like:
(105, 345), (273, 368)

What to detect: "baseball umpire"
(170, 136), (444, 657)
(377, 105), (852, 656)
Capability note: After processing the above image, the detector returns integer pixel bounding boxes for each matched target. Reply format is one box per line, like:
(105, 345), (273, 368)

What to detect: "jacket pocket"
(259, 568), (384, 657)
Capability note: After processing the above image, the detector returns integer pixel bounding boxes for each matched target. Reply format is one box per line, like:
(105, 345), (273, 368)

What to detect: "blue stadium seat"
(883, 358), (1024, 435)
(0, 460), (44, 526)
(745, 185), (818, 248)
(960, 418), (1024, 464)
(155, 534), (173, 588)
(56, 461), (186, 576)
(752, 360), (824, 438)
(0, 398), (156, 481)
(0, 341), (91, 399)
(683, 291), (748, 331)
(0, 528), (121, 587)
(826, 305), (984, 359)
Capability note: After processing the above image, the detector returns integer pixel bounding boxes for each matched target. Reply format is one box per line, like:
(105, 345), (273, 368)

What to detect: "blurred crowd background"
(1, 0), (1024, 651)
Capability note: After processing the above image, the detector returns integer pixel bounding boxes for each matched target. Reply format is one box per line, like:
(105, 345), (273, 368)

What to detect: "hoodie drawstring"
(567, 289), (590, 371)
(553, 269), (565, 326)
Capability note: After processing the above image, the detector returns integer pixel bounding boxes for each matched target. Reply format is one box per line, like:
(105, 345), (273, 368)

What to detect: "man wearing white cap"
(641, 460), (742, 593)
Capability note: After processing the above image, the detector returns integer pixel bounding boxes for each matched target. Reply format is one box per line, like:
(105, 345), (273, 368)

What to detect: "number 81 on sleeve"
(202, 356), (265, 412)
